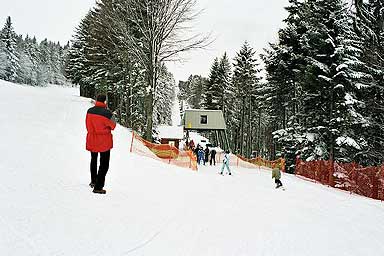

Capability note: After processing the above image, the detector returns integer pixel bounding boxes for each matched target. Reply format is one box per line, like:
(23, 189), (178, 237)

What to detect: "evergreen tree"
(0, 16), (20, 82)
(178, 75), (206, 109)
(232, 41), (261, 156)
(351, 0), (384, 165)
(0, 35), (7, 79)
(154, 65), (176, 126)
(204, 53), (232, 111)
(203, 57), (220, 109)
(218, 52), (232, 114)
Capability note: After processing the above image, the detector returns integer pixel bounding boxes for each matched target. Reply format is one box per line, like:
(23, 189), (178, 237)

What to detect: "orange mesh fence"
(237, 155), (286, 171)
(130, 131), (197, 171)
(216, 152), (286, 171)
(296, 159), (384, 201)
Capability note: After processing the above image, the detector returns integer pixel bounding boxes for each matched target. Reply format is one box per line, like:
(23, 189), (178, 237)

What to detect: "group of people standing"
(188, 140), (232, 175)
(188, 140), (217, 166)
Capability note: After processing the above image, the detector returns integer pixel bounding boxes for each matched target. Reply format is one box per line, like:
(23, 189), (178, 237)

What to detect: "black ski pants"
(210, 155), (216, 166)
(90, 150), (110, 190)
(275, 178), (283, 187)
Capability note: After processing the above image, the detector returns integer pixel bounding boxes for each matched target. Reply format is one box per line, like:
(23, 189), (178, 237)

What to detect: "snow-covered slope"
(1, 80), (384, 256)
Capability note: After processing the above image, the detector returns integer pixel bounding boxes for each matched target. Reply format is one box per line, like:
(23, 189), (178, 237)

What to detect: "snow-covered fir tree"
(0, 16), (20, 82)
(154, 65), (176, 127)
(203, 57), (220, 109)
(178, 75), (207, 109)
(203, 53), (233, 112)
(232, 41), (261, 156)
(350, 0), (384, 165)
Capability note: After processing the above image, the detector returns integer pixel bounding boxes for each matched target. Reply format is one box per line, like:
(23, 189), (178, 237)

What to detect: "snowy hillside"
(1, 80), (384, 256)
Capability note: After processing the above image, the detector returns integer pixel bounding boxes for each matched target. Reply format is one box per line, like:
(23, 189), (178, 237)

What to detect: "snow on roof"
(157, 125), (184, 140)
(184, 109), (223, 113)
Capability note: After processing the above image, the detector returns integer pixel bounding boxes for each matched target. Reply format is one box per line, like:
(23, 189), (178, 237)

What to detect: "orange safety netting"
(296, 159), (384, 201)
(130, 131), (197, 171)
(216, 152), (286, 171)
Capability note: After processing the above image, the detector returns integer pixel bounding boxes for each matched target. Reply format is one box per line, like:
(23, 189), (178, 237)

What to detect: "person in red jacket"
(86, 94), (116, 194)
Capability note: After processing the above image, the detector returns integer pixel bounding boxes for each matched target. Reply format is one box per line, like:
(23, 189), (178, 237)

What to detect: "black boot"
(93, 188), (106, 194)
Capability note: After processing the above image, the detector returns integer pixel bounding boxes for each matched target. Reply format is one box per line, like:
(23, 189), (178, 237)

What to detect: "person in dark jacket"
(204, 146), (209, 165)
(210, 148), (216, 166)
(86, 94), (116, 194)
(194, 144), (200, 163)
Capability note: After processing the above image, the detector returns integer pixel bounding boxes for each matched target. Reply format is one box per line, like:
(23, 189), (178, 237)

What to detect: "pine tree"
(232, 41), (260, 156)
(351, 0), (384, 165)
(203, 57), (220, 109)
(0, 16), (20, 82)
(178, 75), (207, 109)
(154, 65), (176, 126)
(218, 53), (232, 114)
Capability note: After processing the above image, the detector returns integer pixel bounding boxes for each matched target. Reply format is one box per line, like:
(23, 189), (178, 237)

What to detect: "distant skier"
(220, 150), (232, 175)
(272, 163), (283, 189)
(210, 148), (216, 166)
(86, 94), (116, 194)
(204, 145), (209, 165)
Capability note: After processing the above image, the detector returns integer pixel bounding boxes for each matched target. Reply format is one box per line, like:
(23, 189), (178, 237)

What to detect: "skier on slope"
(86, 94), (116, 194)
(272, 163), (283, 189)
(220, 150), (232, 175)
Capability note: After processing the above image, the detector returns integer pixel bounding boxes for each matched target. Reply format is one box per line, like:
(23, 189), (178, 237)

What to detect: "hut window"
(200, 115), (208, 124)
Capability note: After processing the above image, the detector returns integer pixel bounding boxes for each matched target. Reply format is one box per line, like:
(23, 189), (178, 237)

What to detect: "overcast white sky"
(0, 0), (288, 83)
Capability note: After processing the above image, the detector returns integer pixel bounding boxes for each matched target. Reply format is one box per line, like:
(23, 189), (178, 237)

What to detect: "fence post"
(189, 151), (191, 169)
(372, 167), (379, 200)
(329, 160), (335, 187)
(130, 131), (135, 153)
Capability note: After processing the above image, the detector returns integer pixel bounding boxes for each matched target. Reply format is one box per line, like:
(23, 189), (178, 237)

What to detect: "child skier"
(272, 163), (283, 188)
(220, 150), (232, 175)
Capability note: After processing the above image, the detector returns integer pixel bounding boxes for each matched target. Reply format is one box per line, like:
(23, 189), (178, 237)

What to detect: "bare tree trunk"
(240, 96), (245, 156)
(257, 107), (261, 156)
(247, 96), (252, 158)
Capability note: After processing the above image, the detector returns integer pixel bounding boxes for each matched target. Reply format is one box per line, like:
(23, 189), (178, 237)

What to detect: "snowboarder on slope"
(86, 94), (116, 194)
(220, 150), (232, 175)
(272, 163), (283, 188)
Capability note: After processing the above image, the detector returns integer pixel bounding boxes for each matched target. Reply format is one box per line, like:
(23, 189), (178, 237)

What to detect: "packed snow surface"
(1, 80), (384, 256)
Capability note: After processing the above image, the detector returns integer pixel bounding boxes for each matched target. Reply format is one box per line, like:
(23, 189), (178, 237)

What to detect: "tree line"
(0, 16), (69, 86)
(179, 0), (384, 168)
